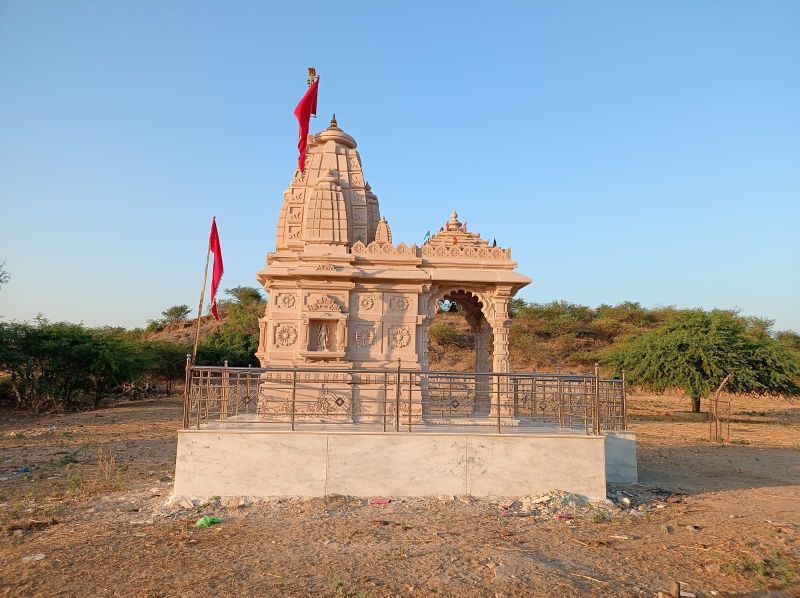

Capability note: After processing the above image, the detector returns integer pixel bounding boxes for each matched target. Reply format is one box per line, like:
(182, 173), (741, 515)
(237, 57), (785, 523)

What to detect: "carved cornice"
(351, 241), (418, 256)
(350, 240), (510, 261)
(421, 244), (511, 261)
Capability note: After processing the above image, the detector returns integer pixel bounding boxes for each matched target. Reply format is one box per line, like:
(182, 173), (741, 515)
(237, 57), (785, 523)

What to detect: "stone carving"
(278, 294), (296, 308)
(307, 295), (341, 312)
(390, 296), (410, 311)
(374, 217), (392, 243)
(257, 113), (532, 411)
(420, 245), (511, 260)
(275, 324), (298, 347)
(355, 327), (377, 348)
(390, 327), (411, 348)
(317, 324), (329, 351)
(350, 241), (420, 257)
(359, 295), (375, 310)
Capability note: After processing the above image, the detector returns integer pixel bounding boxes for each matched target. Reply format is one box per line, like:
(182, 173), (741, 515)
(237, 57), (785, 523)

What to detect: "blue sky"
(1, 1), (798, 332)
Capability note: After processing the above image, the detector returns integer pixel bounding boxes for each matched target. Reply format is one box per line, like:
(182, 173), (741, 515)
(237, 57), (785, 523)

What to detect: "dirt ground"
(0, 393), (798, 597)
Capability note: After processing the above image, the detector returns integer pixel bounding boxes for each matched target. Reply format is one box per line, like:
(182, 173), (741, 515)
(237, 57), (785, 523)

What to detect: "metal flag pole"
(191, 243), (211, 364)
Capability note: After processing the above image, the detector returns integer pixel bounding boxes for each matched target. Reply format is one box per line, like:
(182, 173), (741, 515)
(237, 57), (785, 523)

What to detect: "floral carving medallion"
(390, 327), (411, 348)
(355, 327), (377, 348)
(278, 294), (296, 308)
(275, 324), (298, 347)
(390, 296), (410, 311)
(359, 295), (375, 311)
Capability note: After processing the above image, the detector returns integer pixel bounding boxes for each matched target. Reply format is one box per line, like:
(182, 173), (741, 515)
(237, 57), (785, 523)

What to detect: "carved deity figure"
(317, 323), (329, 351)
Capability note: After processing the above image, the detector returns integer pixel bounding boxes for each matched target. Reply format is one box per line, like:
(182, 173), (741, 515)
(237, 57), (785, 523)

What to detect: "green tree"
(603, 310), (800, 412)
(87, 328), (148, 408)
(0, 319), (151, 411)
(161, 304), (191, 324)
(776, 331), (800, 352)
(144, 340), (189, 395)
(198, 287), (266, 366)
(0, 318), (97, 410)
(221, 286), (265, 308)
(508, 297), (526, 317)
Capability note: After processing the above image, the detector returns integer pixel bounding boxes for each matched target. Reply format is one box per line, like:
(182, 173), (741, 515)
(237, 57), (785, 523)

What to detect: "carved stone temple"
(173, 116), (637, 500)
(254, 116), (530, 420)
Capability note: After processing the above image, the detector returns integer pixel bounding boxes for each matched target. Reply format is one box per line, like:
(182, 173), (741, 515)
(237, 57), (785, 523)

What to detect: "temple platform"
(173, 426), (637, 499)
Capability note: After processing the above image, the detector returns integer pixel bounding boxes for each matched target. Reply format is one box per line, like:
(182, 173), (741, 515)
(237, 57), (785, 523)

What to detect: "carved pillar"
(490, 294), (510, 373)
(256, 316), (269, 366)
(474, 318), (492, 415)
(490, 291), (512, 417)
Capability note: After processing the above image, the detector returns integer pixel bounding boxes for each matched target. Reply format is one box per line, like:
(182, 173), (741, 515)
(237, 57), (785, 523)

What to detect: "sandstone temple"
(255, 115), (531, 376)
(174, 113), (635, 500)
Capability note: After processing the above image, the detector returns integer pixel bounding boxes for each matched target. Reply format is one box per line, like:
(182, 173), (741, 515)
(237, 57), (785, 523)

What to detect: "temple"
(256, 115), (530, 377)
(173, 111), (636, 500)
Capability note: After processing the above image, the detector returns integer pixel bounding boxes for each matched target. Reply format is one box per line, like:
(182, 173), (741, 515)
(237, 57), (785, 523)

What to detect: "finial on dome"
(446, 210), (462, 231)
(315, 113), (357, 149)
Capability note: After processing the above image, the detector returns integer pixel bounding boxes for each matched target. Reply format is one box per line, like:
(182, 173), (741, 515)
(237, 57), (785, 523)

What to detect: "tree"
(775, 331), (800, 352)
(161, 304), (191, 324)
(223, 286), (265, 307)
(197, 287), (266, 366)
(87, 329), (148, 409)
(0, 319), (152, 411)
(508, 297), (526, 317)
(144, 340), (189, 396)
(604, 310), (800, 412)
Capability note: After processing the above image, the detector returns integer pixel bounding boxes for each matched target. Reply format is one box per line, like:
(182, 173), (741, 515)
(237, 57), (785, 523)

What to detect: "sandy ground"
(0, 393), (798, 597)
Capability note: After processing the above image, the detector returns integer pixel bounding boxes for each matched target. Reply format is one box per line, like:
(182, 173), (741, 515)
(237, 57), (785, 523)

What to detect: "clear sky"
(1, 1), (798, 332)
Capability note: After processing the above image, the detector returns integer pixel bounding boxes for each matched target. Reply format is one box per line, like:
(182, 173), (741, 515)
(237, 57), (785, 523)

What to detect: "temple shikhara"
(256, 115), (530, 377)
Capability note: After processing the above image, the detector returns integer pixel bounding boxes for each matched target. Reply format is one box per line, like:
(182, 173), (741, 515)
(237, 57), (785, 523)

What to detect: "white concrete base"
(174, 429), (636, 499)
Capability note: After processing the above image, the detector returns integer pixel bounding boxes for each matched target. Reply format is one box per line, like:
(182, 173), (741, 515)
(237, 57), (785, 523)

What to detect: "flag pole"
(191, 245), (211, 364)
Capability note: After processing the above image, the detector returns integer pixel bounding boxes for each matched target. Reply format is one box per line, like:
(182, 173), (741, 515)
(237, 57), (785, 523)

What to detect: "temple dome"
(313, 114), (357, 149)
(273, 116), (381, 252)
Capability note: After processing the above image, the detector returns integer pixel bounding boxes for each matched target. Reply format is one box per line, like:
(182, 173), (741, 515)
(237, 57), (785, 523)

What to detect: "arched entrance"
(421, 287), (506, 417)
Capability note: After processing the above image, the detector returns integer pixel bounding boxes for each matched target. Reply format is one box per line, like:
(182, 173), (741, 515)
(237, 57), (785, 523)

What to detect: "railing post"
(221, 360), (229, 421)
(182, 354), (191, 429)
(593, 363), (601, 435)
(621, 368), (627, 431)
(383, 372), (388, 433)
(496, 373), (501, 434)
(395, 359), (401, 432)
(290, 369), (297, 431)
(407, 371), (413, 432)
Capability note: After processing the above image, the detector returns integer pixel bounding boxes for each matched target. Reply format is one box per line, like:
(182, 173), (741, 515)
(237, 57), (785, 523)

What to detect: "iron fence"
(182, 362), (626, 435)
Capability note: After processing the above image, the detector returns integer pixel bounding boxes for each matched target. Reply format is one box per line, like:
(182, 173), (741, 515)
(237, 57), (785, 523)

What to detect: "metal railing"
(182, 361), (626, 435)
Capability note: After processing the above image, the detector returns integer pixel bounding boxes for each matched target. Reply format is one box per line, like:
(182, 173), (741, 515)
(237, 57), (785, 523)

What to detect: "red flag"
(209, 217), (224, 321)
(294, 78), (319, 171)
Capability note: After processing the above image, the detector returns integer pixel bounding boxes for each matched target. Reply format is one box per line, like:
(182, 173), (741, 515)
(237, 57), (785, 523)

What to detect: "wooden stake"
(191, 246), (211, 363)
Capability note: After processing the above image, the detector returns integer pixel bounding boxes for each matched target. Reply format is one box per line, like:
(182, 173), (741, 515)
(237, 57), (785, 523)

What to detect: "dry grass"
(65, 449), (125, 497)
